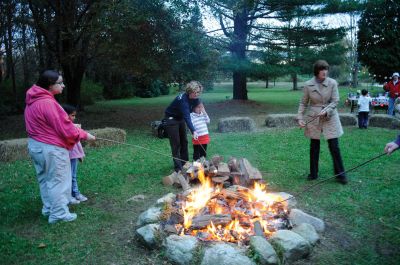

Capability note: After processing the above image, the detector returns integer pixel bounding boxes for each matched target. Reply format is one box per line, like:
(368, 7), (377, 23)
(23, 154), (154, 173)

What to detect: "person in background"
(190, 100), (210, 161)
(164, 81), (202, 177)
(357, 89), (372, 129)
(383, 72), (400, 116)
(25, 70), (95, 224)
(384, 134), (400, 155)
(297, 60), (347, 184)
(62, 104), (89, 203)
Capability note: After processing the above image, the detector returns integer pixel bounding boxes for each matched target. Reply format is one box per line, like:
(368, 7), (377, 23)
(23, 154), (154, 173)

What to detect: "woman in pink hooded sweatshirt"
(25, 70), (95, 224)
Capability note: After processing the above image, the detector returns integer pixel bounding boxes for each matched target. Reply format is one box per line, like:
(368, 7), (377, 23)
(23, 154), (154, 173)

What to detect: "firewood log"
(190, 214), (232, 229)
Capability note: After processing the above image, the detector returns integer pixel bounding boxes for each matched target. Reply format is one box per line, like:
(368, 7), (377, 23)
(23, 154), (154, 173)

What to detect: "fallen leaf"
(38, 243), (46, 248)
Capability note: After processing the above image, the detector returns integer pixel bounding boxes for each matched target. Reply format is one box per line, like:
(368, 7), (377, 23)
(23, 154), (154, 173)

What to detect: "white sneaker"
(49, 213), (77, 224)
(75, 194), (88, 202)
(69, 197), (80, 205)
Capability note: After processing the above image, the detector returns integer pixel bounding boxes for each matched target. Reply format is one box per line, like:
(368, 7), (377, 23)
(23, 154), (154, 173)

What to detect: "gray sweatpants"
(28, 138), (73, 223)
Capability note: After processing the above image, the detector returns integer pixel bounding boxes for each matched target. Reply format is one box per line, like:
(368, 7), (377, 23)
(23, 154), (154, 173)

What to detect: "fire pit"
(135, 156), (325, 264)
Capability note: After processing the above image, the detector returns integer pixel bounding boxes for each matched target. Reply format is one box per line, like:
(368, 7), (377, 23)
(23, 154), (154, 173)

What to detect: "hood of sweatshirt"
(26, 85), (54, 105)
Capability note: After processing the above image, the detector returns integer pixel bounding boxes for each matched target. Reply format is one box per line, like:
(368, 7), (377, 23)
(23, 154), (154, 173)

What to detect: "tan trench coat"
(297, 77), (343, 140)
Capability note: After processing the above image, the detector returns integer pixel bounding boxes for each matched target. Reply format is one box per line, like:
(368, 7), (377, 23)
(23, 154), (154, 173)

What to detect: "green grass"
(1, 82), (399, 264)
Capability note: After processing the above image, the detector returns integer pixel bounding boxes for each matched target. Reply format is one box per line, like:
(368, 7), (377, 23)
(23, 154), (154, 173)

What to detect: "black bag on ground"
(151, 119), (168, 138)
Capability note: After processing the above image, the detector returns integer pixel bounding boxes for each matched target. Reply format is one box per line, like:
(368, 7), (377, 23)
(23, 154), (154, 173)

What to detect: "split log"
(190, 214), (232, 229)
(217, 162), (230, 176)
(212, 176), (229, 184)
(237, 158), (263, 187)
(176, 173), (191, 191)
(228, 157), (240, 172)
(211, 155), (224, 166)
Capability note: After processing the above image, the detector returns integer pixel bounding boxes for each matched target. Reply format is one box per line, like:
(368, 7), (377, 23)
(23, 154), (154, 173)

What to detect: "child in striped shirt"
(190, 101), (210, 160)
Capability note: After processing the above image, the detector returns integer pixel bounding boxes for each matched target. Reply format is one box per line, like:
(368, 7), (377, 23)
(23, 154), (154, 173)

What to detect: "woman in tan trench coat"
(297, 60), (347, 184)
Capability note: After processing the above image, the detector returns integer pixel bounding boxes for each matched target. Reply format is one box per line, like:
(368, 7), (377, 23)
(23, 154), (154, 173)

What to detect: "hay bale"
(339, 114), (357, 126)
(369, 115), (400, 129)
(86, 127), (126, 147)
(0, 127), (126, 162)
(0, 138), (29, 162)
(217, 117), (256, 133)
(265, 114), (297, 128)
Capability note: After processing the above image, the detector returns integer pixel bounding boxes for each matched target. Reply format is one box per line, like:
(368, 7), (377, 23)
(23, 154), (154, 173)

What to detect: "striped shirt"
(190, 112), (210, 136)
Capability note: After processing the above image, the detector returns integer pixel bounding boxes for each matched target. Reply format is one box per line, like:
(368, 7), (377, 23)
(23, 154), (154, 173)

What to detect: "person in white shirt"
(357, 89), (372, 129)
(190, 101), (210, 160)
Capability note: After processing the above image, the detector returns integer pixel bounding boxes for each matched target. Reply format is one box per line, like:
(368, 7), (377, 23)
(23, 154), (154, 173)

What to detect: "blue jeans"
(28, 138), (73, 222)
(70, 158), (80, 197)
(388, 97), (396, 116)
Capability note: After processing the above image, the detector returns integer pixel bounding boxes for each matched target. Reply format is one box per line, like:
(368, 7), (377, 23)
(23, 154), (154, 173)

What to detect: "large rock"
(265, 114), (297, 128)
(164, 235), (198, 265)
(201, 243), (256, 265)
(269, 230), (311, 263)
(369, 114), (400, 129)
(266, 192), (297, 209)
(288, 209), (325, 232)
(156, 193), (176, 206)
(250, 236), (279, 265)
(136, 223), (160, 249)
(291, 223), (320, 246)
(218, 117), (256, 133)
(136, 207), (162, 226)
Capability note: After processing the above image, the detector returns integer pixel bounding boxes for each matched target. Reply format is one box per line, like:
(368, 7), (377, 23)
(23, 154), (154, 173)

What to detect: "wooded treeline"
(1, 0), (390, 113)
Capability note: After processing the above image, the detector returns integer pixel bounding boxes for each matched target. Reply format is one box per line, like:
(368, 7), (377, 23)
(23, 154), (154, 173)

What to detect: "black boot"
(328, 138), (348, 185)
(308, 139), (320, 180)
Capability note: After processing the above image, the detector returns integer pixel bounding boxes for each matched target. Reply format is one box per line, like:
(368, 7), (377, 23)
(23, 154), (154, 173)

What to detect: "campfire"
(160, 157), (291, 244)
(136, 156), (324, 264)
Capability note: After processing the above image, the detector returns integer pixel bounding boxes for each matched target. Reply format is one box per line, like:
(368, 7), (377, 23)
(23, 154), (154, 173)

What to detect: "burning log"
(190, 214), (232, 230)
(212, 176), (229, 184)
(214, 189), (248, 201)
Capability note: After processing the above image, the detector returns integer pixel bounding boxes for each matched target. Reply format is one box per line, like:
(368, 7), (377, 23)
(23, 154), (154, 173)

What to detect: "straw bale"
(265, 114), (297, 128)
(265, 113), (358, 128)
(369, 115), (400, 129)
(339, 114), (357, 126)
(217, 117), (256, 133)
(0, 127), (126, 162)
(85, 127), (126, 147)
(0, 138), (29, 162)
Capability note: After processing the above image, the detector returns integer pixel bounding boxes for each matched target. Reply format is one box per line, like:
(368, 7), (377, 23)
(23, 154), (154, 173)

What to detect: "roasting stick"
(275, 152), (389, 205)
(301, 105), (332, 127)
(95, 137), (188, 164)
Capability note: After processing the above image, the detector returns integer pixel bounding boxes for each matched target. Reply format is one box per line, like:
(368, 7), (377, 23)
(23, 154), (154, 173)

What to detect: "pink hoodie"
(24, 85), (88, 150)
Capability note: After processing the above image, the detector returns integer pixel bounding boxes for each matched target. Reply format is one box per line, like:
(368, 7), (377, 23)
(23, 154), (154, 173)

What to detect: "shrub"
(80, 78), (104, 105)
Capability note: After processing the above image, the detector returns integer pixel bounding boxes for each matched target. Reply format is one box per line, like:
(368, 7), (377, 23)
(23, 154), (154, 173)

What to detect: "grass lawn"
(1, 82), (399, 264)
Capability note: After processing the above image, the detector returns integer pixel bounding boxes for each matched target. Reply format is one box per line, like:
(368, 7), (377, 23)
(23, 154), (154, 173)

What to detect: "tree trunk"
(231, 9), (248, 100)
(265, 76), (269, 88)
(292, 73), (298, 90)
(5, 3), (17, 108)
(352, 64), (358, 88)
(21, 5), (29, 88)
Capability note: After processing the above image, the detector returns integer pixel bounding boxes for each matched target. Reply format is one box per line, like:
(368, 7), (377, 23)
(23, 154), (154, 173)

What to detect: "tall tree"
(202, 0), (362, 99)
(28, 0), (104, 107)
(358, 0), (400, 83)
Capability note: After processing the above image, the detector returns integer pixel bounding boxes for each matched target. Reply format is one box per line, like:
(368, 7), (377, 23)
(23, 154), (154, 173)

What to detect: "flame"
(178, 164), (288, 242)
